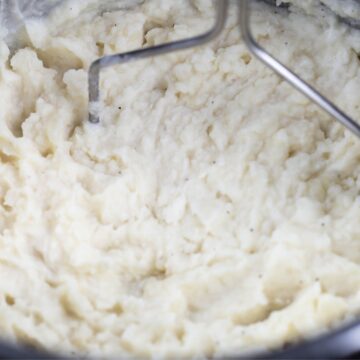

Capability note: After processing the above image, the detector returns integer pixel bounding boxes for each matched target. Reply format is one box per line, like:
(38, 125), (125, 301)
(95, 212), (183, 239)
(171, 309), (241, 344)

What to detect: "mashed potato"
(0, 0), (359, 358)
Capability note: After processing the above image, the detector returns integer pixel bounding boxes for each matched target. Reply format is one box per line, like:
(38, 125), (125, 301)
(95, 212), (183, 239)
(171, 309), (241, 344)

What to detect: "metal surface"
(255, 318), (360, 359)
(0, 0), (65, 51)
(1, 318), (360, 359)
(262, 0), (360, 28)
(0, 341), (58, 359)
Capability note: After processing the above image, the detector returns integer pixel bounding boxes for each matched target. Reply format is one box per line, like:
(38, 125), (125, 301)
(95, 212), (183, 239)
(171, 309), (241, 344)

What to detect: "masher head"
(86, 0), (360, 138)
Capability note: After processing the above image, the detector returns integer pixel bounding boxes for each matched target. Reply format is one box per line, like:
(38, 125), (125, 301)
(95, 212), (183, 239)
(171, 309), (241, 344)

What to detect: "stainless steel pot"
(0, 1), (359, 358)
(0, 319), (360, 358)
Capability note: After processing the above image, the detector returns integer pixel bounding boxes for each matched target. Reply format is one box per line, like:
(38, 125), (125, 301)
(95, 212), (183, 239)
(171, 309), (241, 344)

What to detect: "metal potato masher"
(1, 0), (360, 136)
(87, 0), (360, 139)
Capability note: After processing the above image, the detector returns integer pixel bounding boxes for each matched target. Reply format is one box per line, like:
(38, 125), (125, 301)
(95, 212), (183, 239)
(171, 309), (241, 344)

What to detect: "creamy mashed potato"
(0, 0), (360, 358)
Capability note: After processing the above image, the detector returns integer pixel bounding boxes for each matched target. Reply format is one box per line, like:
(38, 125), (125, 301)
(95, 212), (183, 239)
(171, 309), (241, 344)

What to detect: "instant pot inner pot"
(0, 0), (359, 359)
